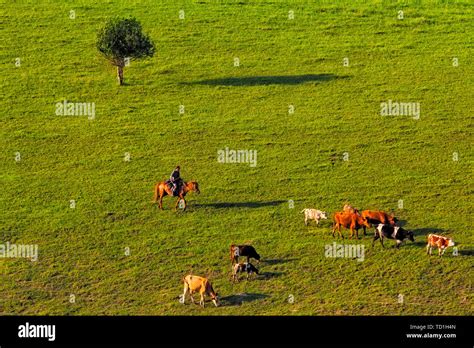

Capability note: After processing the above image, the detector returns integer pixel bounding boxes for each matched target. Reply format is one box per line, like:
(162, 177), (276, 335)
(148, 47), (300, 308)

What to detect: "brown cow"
(182, 275), (219, 307)
(332, 212), (370, 239)
(361, 210), (397, 236)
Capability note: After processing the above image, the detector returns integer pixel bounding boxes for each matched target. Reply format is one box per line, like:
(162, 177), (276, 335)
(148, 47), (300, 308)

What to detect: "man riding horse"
(168, 165), (183, 196)
(154, 166), (200, 211)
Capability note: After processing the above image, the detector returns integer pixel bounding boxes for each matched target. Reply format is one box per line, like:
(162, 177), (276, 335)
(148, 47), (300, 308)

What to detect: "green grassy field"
(1, 0), (473, 316)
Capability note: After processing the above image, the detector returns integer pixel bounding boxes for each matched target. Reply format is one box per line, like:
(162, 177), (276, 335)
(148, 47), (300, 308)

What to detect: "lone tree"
(97, 17), (155, 85)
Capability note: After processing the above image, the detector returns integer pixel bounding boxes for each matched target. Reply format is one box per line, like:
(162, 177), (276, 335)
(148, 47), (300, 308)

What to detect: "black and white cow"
(373, 224), (414, 249)
(232, 262), (259, 282)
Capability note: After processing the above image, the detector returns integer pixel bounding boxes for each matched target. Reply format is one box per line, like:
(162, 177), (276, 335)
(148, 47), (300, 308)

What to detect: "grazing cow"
(361, 210), (398, 236)
(182, 275), (219, 307)
(230, 244), (261, 265)
(301, 209), (328, 226)
(232, 262), (259, 282)
(332, 212), (370, 239)
(373, 224), (414, 249)
(426, 234), (455, 257)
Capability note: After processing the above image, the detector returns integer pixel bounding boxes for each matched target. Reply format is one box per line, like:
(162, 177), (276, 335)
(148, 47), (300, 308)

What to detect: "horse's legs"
(175, 195), (187, 211)
(153, 185), (158, 203)
(159, 193), (164, 210)
(175, 197), (180, 211)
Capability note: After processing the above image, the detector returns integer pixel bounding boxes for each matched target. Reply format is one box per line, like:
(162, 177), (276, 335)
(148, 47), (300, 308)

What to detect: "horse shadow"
(194, 200), (287, 209)
(185, 74), (348, 86)
(220, 293), (269, 306)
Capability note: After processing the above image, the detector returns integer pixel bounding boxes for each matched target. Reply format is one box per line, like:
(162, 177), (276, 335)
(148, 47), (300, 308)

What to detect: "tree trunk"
(116, 65), (124, 85)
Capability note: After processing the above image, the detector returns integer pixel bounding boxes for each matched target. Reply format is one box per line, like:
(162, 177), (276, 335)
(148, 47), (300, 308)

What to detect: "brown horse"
(153, 181), (200, 211)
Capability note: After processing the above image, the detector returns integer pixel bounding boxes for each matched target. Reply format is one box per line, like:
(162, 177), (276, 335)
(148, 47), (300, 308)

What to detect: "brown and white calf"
(426, 234), (455, 257)
(301, 209), (328, 226)
(232, 262), (259, 282)
(182, 275), (219, 307)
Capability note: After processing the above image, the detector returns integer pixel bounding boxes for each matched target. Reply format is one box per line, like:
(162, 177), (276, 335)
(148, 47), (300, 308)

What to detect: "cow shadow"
(410, 228), (446, 246)
(220, 293), (269, 306)
(263, 258), (297, 265)
(260, 271), (285, 279)
(395, 219), (408, 227)
(185, 74), (347, 86)
(411, 227), (445, 236)
(459, 248), (474, 256)
(194, 200), (286, 209)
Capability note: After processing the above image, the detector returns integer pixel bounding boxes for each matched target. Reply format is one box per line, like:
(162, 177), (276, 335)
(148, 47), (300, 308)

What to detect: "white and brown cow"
(301, 209), (328, 226)
(426, 234), (455, 257)
(182, 275), (219, 307)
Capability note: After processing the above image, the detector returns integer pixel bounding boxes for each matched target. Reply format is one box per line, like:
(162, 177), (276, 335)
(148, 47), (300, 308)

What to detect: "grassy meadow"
(1, 0), (473, 315)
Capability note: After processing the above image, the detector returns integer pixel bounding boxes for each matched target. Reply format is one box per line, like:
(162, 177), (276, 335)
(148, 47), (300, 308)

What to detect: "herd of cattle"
(180, 204), (456, 308)
(302, 204), (455, 252)
(302, 204), (414, 247)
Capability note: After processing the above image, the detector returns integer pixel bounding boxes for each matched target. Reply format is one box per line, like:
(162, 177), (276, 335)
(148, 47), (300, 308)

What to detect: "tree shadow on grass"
(194, 200), (286, 209)
(220, 293), (269, 306)
(185, 74), (348, 86)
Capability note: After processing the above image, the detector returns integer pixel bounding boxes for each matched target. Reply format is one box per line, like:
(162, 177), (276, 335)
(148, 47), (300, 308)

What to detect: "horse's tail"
(153, 183), (160, 203)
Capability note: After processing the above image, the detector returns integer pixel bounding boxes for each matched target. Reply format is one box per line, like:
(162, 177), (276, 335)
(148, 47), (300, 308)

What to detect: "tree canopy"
(97, 17), (155, 84)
